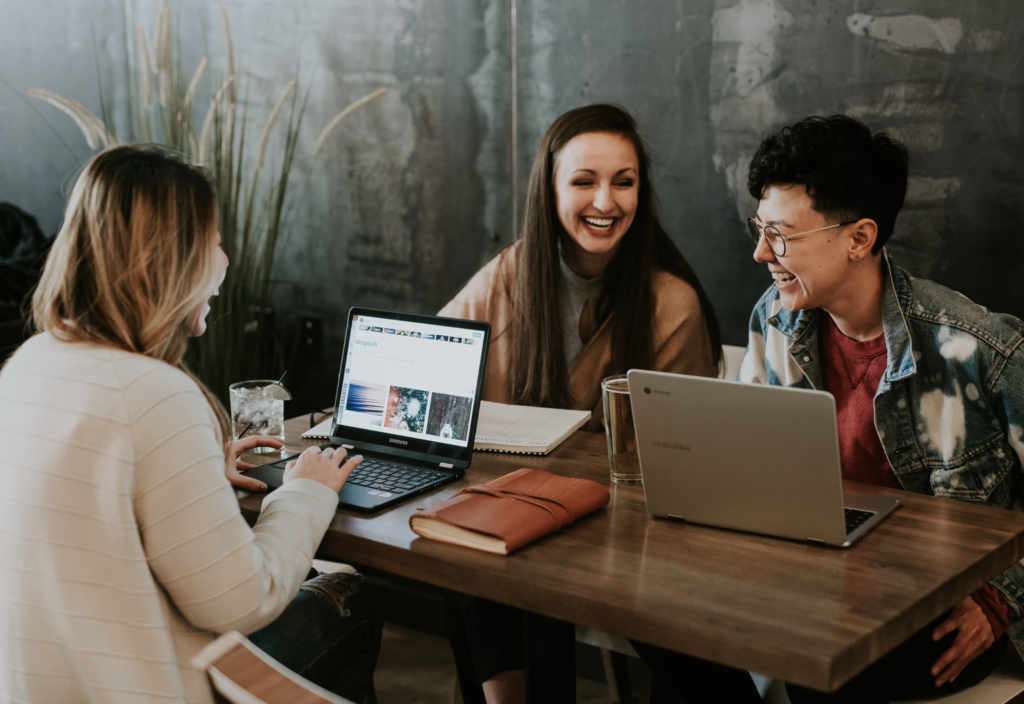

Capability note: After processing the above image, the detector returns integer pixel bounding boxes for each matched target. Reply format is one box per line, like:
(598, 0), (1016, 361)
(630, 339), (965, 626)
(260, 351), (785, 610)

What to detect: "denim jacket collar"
(880, 252), (917, 382)
(766, 249), (917, 384)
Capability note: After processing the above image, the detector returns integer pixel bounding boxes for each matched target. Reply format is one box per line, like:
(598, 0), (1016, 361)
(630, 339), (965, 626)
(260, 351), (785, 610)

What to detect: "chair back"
(721, 344), (746, 380)
(192, 631), (356, 704)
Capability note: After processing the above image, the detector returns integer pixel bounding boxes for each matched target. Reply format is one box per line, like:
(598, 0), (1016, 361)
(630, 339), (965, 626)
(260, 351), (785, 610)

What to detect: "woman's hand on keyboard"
(284, 446), (363, 493)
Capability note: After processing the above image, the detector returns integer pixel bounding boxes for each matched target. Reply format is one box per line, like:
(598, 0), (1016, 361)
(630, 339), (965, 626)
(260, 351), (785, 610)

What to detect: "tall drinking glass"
(602, 374), (642, 485)
(229, 380), (286, 453)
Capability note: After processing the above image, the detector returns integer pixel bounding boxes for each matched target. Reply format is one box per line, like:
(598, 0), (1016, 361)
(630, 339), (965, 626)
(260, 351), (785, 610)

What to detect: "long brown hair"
(31, 144), (231, 441)
(509, 104), (722, 408)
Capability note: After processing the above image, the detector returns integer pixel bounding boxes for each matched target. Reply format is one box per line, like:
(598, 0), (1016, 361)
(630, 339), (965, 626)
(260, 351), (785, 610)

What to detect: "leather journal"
(409, 468), (610, 554)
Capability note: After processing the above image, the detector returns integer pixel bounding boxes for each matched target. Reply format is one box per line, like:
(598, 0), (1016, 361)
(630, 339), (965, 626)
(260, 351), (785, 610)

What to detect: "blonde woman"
(0, 145), (380, 703)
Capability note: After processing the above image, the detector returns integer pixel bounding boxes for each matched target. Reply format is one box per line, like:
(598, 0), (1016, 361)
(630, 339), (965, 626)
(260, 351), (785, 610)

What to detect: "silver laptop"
(627, 370), (899, 547)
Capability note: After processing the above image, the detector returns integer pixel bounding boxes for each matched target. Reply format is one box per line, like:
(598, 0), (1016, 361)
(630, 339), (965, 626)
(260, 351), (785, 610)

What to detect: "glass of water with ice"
(229, 380), (289, 453)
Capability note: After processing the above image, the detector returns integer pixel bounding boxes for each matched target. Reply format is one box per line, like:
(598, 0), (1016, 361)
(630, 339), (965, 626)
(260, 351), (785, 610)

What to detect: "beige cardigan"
(439, 246), (718, 430)
(0, 333), (339, 704)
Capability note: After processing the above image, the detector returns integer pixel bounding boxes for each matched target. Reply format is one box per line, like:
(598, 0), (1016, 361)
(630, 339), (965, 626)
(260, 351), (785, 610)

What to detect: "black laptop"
(246, 307), (490, 512)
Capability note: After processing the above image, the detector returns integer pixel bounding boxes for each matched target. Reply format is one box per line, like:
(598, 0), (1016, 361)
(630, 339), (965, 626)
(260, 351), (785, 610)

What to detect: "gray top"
(559, 252), (607, 367)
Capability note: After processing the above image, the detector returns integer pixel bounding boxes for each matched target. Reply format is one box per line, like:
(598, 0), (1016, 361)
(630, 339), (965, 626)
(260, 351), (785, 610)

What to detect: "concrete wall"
(152, 0), (511, 358)
(1, 0), (510, 355)
(517, 0), (1024, 345)
(0, 1), (128, 233)
(2, 1), (1023, 367)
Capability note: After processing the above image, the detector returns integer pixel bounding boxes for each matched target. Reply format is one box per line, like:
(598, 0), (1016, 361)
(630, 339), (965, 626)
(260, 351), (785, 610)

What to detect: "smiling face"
(553, 131), (639, 277)
(753, 184), (854, 312)
(186, 238), (228, 337)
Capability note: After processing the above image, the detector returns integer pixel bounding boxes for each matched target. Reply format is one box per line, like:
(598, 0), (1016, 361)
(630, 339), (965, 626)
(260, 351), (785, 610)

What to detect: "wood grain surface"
(237, 415), (1024, 691)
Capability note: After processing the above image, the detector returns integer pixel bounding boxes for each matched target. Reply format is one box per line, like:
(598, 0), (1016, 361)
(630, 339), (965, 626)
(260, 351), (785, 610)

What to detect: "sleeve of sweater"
(438, 253), (507, 321)
(127, 365), (340, 635)
(650, 274), (718, 379)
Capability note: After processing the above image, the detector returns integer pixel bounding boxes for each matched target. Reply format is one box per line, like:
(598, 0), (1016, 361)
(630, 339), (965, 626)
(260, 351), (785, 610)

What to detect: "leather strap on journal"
(456, 484), (573, 532)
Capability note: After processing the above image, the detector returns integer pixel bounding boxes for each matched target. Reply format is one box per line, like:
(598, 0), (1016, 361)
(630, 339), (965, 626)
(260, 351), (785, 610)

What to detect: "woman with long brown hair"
(440, 104), (722, 703)
(0, 144), (380, 703)
(442, 103), (721, 428)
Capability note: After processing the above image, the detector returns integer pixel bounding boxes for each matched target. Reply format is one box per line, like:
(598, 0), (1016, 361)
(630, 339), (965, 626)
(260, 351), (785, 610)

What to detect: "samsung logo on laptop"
(652, 440), (691, 452)
(389, 438), (408, 446)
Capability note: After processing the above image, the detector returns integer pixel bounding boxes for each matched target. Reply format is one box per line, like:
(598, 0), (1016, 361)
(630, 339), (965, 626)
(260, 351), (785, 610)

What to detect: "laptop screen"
(331, 309), (490, 464)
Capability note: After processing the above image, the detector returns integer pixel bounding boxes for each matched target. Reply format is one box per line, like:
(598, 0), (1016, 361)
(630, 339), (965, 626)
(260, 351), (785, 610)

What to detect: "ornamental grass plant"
(28, 1), (385, 403)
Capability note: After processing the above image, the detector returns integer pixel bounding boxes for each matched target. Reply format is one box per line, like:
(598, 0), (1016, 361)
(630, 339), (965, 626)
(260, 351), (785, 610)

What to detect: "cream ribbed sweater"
(0, 333), (339, 704)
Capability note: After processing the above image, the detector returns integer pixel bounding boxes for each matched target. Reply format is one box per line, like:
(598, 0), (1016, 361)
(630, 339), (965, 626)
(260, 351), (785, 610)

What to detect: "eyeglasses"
(747, 218), (855, 257)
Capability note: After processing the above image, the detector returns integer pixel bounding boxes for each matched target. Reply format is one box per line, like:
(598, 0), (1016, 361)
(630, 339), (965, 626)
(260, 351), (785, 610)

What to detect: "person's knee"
(305, 574), (382, 667)
(301, 571), (367, 619)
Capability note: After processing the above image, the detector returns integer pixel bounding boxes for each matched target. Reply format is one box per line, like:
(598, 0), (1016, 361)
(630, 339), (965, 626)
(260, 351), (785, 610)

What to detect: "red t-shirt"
(818, 313), (1011, 639)
(818, 314), (899, 489)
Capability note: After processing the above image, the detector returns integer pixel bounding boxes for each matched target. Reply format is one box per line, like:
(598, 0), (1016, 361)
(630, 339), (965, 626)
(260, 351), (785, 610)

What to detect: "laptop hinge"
(805, 537), (827, 544)
(439, 462), (454, 469)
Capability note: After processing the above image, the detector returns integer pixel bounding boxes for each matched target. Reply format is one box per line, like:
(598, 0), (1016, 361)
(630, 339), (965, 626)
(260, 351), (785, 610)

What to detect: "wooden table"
(239, 415), (1024, 695)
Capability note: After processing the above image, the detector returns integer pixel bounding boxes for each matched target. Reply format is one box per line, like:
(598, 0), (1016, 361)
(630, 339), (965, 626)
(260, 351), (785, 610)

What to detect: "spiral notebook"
(302, 401), (590, 455)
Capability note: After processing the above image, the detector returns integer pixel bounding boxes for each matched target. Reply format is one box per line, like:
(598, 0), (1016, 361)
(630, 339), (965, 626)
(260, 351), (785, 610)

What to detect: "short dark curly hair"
(747, 115), (909, 253)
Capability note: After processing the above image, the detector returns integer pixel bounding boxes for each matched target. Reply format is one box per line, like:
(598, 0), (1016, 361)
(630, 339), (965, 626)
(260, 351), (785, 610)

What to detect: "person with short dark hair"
(634, 114), (1024, 703)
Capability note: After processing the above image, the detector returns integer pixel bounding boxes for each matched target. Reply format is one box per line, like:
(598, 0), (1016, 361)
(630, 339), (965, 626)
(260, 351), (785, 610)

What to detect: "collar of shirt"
(766, 249), (918, 383)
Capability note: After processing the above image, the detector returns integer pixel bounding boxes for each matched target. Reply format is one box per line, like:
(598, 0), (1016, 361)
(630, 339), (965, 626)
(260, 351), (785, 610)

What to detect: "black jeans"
(249, 570), (383, 702)
(633, 610), (1008, 704)
(445, 593), (525, 704)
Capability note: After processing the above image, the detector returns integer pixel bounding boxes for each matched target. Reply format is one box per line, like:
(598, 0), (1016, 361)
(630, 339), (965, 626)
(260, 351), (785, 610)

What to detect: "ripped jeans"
(249, 570), (382, 702)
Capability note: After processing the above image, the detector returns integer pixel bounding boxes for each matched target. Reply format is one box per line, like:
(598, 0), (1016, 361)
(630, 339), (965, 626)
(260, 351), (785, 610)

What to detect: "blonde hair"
(32, 144), (231, 441)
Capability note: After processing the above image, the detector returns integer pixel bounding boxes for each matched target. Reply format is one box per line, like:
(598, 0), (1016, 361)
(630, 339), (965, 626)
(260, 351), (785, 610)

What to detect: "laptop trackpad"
(241, 460), (402, 511)
(244, 462), (286, 489)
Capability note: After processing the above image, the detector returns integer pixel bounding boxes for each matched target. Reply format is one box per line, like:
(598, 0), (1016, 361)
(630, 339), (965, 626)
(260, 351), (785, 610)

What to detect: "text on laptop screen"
(337, 314), (485, 448)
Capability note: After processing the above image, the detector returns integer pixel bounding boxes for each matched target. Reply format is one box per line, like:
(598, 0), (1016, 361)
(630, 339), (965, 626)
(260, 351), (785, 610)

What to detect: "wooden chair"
(721, 343), (746, 380)
(191, 562), (371, 704)
(311, 559), (357, 576)
(192, 631), (357, 704)
(575, 626), (651, 703)
(451, 627), (650, 703)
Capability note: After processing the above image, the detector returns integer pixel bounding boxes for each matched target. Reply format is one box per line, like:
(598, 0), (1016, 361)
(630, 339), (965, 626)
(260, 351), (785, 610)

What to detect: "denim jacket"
(738, 252), (1024, 653)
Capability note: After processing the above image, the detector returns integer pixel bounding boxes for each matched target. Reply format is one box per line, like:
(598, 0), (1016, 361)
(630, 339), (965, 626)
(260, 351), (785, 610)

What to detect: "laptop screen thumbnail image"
(331, 309), (490, 466)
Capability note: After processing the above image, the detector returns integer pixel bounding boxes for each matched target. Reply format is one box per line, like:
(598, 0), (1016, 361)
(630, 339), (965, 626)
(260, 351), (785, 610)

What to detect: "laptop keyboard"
(845, 507), (876, 535)
(344, 458), (450, 495)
